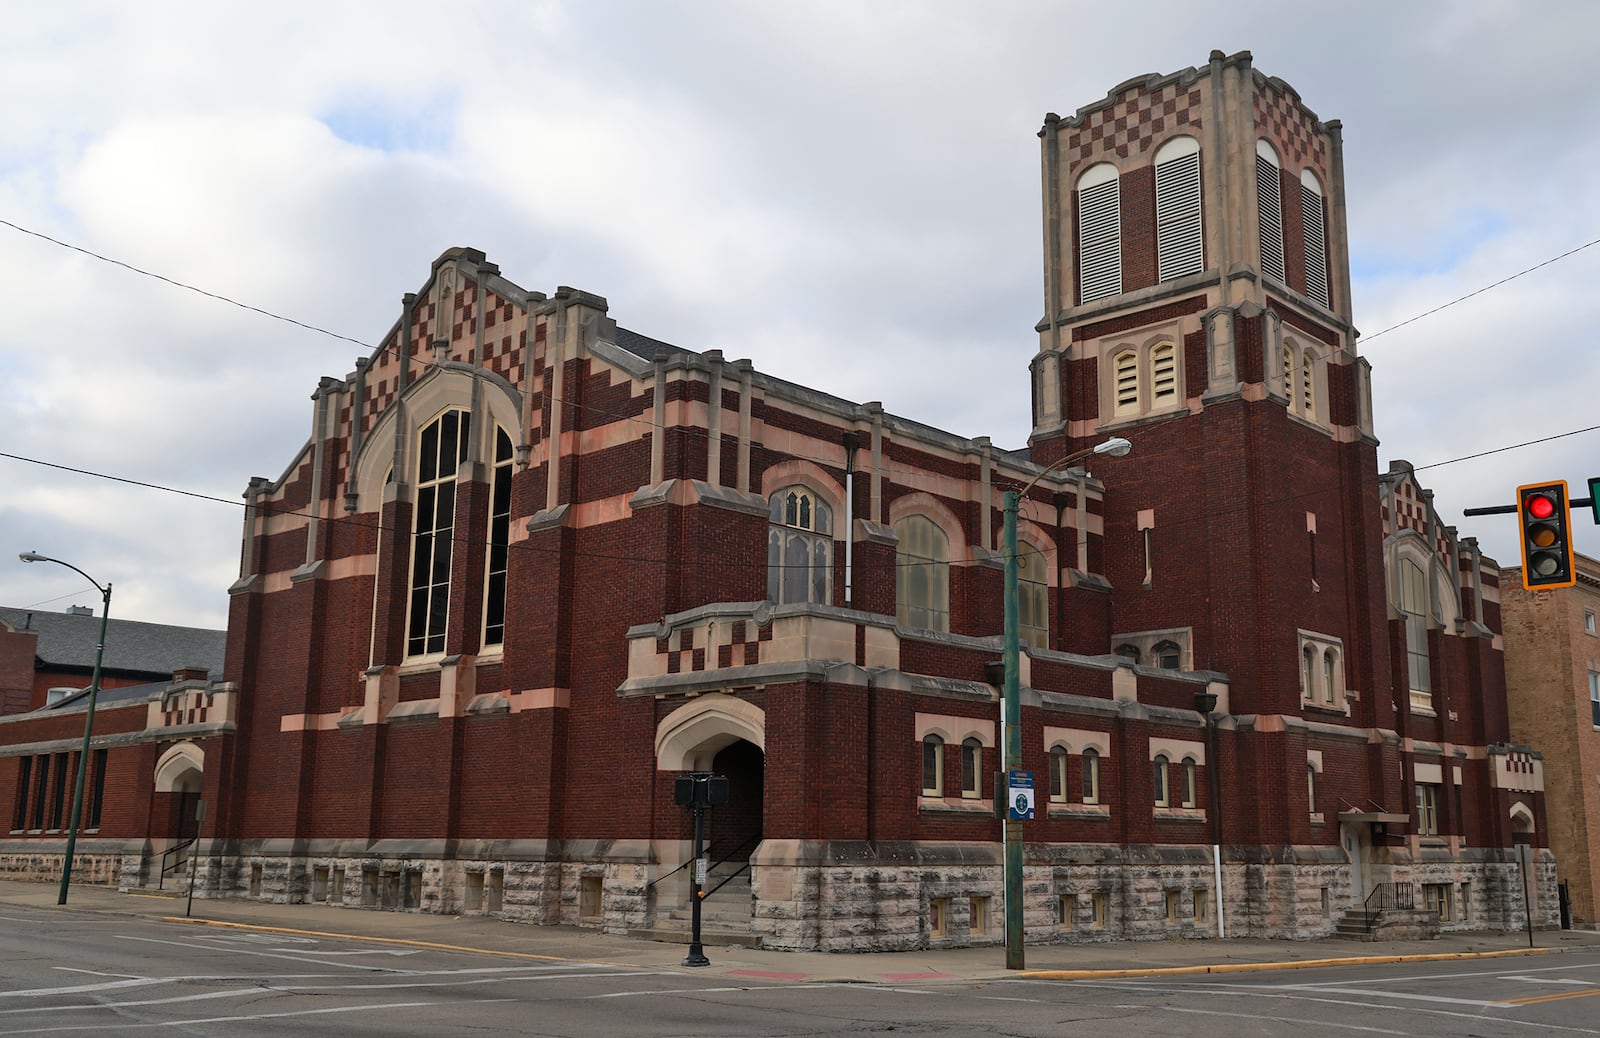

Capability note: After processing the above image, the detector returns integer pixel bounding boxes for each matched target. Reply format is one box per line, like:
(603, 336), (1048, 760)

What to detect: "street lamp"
(19, 551), (112, 906)
(999, 436), (1130, 969)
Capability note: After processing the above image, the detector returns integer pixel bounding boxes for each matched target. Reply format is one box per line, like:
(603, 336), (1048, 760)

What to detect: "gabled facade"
(0, 51), (1553, 948)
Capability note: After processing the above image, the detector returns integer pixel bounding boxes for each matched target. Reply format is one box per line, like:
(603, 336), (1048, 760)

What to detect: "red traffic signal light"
(1517, 481), (1576, 590)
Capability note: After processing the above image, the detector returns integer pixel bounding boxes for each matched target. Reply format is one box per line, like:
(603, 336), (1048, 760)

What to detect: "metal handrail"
(157, 838), (196, 890)
(645, 833), (761, 893)
(1361, 881), (1416, 930)
(701, 834), (761, 899)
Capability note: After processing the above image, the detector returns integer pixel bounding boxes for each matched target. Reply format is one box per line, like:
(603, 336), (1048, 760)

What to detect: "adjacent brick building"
(0, 50), (1555, 947)
(1503, 553), (1600, 927)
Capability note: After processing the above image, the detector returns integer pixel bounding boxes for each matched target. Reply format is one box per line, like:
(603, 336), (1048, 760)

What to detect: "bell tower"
(1029, 50), (1391, 730)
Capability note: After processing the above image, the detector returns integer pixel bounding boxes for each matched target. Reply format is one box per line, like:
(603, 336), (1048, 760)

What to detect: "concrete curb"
(1018, 946), (1552, 980)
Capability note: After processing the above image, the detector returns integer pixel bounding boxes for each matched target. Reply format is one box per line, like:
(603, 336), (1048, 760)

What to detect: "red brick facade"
(0, 51), (1552, 947)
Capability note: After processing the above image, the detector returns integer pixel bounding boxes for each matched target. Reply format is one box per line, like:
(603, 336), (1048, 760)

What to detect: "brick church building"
(1, 51), (1553, 948)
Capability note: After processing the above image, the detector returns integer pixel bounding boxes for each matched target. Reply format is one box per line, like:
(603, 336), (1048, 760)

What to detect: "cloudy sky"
(3, 1), (1597, 630)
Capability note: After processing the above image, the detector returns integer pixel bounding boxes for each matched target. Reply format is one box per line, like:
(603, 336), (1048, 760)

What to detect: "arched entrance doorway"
(152, 743), (203, 882)
(707, 740), (764, 861)
(654, 695), (766, 931)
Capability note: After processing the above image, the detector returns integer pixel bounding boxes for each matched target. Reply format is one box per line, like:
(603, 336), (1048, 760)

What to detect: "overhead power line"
(0, 218), (373, 349)
(1362, 235), (1600, 342)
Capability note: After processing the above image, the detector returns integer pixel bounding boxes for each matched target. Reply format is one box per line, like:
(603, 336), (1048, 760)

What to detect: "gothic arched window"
(768, 486), (833, 605)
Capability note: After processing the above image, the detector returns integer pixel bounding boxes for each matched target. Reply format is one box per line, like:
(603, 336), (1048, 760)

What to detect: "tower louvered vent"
(1302, 178), (1329, 308)
(1078, 176), (1122, 303)
(1256, 149), (1285, 284)
(1155, 151), (1203, 280)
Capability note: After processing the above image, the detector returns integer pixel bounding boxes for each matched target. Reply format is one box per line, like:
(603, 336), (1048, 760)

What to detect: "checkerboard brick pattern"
(1383, 475), (1455, 561)
(1255, 81), (1327, 169)
(1068, 80), (1203, 162)
(661, 619), (773, 674)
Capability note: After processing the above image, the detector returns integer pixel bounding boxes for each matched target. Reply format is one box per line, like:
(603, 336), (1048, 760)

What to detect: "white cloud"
(3, 0), (1599, 624)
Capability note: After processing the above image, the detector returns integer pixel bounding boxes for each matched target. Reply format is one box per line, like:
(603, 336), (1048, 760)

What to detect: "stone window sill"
(1154, 808), (1206, 822)
(1050, 804), (1111, 820)
(919, 797), (994, 815)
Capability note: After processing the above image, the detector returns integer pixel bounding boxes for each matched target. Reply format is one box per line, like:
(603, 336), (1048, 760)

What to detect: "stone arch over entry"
(154, 742), (204, 793)
(1510, 802), (1536, 837)
(152, 741), (204, 854)
(655, 694), (765, 772)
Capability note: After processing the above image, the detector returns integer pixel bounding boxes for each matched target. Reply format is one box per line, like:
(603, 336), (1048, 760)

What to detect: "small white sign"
(695, 857), (708, 885)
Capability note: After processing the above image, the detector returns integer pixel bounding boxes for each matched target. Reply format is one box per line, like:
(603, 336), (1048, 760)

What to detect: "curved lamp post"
(1000, 436), (1130, 969)
(19, 551), (112, 906)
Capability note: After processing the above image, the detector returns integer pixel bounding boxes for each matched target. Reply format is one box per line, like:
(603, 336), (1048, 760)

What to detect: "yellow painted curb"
(1019, 946), (1551, 980)
(160, 916), (613, 965)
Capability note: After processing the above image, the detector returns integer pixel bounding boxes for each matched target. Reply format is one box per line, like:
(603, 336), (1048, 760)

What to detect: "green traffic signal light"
(1517, 480), (1576, 590)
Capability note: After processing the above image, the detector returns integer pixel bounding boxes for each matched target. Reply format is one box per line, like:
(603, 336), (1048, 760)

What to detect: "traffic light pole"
(684, 801), (709, 967)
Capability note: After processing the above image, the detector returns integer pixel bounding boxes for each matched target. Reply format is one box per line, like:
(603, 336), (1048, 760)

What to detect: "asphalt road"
(4, 902), (1600, 1036)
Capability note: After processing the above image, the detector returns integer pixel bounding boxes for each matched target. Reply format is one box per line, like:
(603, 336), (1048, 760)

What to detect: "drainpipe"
(842, 432), (863, 607)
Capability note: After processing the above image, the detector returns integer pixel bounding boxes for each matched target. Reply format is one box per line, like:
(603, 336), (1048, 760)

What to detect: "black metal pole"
(1519, 845), (1535, 948)
(185, 800), (205, 918)
(683, 803), (709, 966)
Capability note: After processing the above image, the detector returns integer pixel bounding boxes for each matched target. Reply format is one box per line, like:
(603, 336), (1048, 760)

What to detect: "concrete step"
(629, 925), (757, 948)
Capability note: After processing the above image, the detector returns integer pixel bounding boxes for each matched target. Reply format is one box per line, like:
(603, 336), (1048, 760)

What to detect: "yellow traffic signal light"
(1517, 481), (1576, 590)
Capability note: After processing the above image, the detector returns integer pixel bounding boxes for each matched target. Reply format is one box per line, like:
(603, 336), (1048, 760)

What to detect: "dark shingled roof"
(613, 326), (693, 362)
(0, 606), (226, 679)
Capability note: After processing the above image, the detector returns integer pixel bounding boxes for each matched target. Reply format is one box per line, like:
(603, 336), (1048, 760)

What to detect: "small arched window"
(1082, 748), (1101, 805)
(1301, 644), (1316, 699)
(1323, 648), (1338, 705)
(768, 486), (833, 605)
(895, 515), (950, 633)
(1018, 543), (1049, 649)
(1256, 139), (1285, 283)
(1115, 644), (1141, 664)
(1180, 758), (1198, 808)
(921, 735), (944, 796)
(1049, 747), (1068, 803)
(1153, 641), (1181, 670)
(1153, 754), (1171, 808)
(1308, 763), (1319, 813)
(1300, 169), (1330, 308)
(1154, 136), (1203, 281)
(961, 738), (983, 799)
(1077, 163), (1123, 303)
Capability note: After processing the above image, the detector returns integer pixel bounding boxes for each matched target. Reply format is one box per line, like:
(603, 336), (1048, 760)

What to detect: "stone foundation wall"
(0, 840), (1561, 951)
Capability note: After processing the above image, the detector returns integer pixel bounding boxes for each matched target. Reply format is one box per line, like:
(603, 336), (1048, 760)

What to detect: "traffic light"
(1517, 480), (1576, 590)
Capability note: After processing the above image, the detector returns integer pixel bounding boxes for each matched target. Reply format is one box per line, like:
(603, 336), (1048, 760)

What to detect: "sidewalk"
(5, 879), (1595, 985)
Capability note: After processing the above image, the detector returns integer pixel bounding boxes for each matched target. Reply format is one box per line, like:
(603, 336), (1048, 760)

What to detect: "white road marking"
(1113, 1003), (1410, 1035)
(0, 989), (263, 1016)
(0, 1000), (438, 1036)
(0, 979), (173, 1000)
(113, 934), (409, 972)
(49, 969), (141, 979)
(1503, 975), (1595, 986)
(1031, 980), (1600, 1034)
(279, 969), (675, 991)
